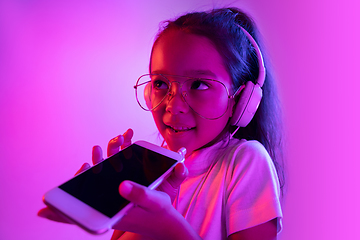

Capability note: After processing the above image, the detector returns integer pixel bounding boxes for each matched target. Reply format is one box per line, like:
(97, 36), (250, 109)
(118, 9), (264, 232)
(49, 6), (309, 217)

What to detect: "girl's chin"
(166, 141), (190, 153)
(166, 142), (185, 151)
(164, 129), (191, 149)
(167, 143), (200, 158)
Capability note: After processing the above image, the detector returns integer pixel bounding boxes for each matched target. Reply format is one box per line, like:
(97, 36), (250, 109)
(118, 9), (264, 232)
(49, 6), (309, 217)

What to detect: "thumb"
(119, 181), (170, 212)
(156, 162), (188, 202)
(168, 162), (188, 188)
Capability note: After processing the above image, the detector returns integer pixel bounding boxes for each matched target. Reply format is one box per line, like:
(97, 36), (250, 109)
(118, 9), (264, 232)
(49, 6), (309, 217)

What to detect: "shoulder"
(223, 139), (272, 168)
(234, 139), (269, 157)
(221, 139), (283, 234)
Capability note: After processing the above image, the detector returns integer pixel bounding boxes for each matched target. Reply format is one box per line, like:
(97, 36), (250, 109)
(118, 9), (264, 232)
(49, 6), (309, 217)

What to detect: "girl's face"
(150, 30), (234, 156)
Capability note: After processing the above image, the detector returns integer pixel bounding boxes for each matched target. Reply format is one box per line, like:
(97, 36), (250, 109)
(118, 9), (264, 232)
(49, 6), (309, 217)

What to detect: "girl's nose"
(165, 83), (189, 114)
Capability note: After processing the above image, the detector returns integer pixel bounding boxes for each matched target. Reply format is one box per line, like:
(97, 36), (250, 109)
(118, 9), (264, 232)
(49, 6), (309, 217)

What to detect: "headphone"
(229, 26), (266, 128)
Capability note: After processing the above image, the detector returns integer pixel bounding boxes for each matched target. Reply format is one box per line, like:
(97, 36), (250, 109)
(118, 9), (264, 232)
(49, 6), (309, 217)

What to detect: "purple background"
(1, 0), (359, 239)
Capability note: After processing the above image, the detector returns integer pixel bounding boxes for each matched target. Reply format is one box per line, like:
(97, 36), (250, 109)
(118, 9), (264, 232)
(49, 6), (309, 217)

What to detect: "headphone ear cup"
(230, 81), (263, 127)
(144, 83), (152, 110)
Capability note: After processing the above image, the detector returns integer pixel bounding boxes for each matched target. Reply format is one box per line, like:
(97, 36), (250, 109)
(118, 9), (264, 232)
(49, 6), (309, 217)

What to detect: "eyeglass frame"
(134, 73), (242, 120)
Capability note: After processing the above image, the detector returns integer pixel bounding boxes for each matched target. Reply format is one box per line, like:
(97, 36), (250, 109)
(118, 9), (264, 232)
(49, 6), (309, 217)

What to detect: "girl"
(40, 7), (284, 240)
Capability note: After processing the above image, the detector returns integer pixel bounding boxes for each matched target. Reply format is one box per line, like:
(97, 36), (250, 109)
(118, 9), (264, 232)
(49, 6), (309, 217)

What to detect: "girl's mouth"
(167, 125), (195, 133)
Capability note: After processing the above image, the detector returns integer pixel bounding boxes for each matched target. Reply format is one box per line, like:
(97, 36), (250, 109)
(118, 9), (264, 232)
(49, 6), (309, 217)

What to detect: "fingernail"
(124, 128), (133, 138)
(110, 136), (117, 144)
(111, 135), (123, 144)
(120, 181), (133, 196)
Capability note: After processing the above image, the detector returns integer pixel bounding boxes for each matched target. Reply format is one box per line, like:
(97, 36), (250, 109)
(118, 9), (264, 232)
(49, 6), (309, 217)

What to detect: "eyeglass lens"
(135, 74), (230, 119)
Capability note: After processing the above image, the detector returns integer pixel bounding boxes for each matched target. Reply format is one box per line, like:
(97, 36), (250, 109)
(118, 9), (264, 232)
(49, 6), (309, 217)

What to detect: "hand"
(111, 162), (188, 240)
(111, 180), (200, 240)
(38, 128), (134, 223)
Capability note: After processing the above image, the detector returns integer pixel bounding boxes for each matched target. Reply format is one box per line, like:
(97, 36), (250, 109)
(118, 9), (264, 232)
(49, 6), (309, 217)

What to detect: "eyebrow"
(151, 69), (218, 79)
(184, 69), (218, 79)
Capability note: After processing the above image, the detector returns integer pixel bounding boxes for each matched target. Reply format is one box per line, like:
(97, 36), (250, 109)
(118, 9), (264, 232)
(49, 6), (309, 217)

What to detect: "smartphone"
(43, 141), (185, 234)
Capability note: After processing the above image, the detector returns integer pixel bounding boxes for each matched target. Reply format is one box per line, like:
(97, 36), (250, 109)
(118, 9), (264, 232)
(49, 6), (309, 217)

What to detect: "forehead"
(150, 30), (231, 84)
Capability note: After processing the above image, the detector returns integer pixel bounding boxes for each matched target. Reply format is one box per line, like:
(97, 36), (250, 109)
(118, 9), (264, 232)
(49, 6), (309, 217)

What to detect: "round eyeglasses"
(134, 74), (237, 120)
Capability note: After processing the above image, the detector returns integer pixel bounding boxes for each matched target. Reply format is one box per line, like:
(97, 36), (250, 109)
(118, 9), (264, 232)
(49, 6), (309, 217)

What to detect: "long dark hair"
(151, 8), (285, 194)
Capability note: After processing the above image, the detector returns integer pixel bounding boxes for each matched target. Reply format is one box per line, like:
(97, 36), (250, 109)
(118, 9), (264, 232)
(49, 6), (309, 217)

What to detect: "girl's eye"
(153, 79), (169, 90)
(191, 80), (210, 90)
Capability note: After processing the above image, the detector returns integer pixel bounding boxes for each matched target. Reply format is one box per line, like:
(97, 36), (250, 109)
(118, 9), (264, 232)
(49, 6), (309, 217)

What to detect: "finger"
(107, 128), (134, 156)
(107, 135), (124, 157)
(74, 162), (91, 176)
(38, 207), (70, 224)
(92, 145), (104, 165)
(166, 162), (188, 189)
(156, 163), (188, 202)
(119, 181), (171, 212)
(121, 128), (134, 150)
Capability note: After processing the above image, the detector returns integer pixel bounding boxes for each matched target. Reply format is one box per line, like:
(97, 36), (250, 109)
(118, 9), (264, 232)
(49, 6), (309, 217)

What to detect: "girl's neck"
(184, 138), (230, 177)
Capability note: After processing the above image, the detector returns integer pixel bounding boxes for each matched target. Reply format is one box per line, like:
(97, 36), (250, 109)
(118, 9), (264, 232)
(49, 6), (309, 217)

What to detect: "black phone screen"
(59, 144), (177, 218)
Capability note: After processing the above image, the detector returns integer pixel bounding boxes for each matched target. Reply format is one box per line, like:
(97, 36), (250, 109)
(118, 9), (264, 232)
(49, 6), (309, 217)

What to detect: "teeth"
(173, 127), (189, 131)
(169, 126), (192, 132)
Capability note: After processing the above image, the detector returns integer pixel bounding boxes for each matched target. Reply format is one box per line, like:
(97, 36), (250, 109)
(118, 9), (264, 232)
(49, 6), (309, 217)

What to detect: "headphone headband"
(236, 25), (266, 87)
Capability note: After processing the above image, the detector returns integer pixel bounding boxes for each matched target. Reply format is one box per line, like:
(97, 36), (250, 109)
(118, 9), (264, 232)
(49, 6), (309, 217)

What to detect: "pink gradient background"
(1, 0), (359, 239)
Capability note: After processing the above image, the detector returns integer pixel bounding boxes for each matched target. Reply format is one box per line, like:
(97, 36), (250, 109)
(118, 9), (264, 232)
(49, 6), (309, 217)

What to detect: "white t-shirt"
(173, 138), (283, 239)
